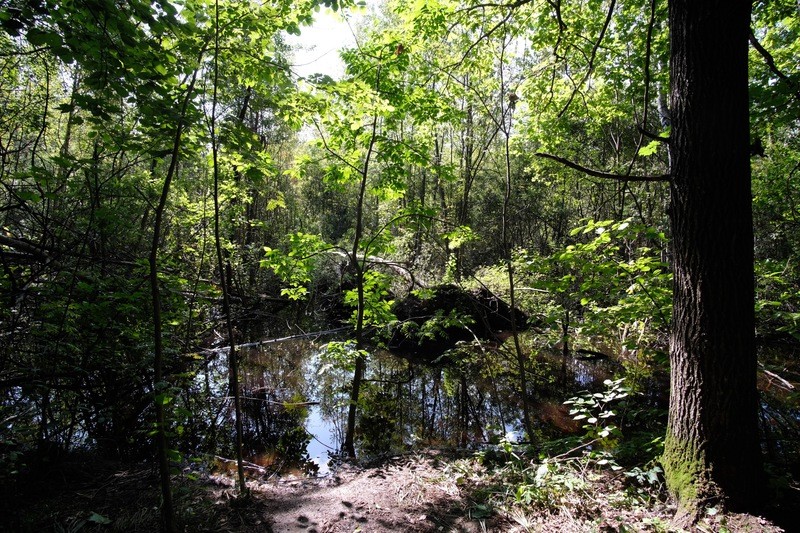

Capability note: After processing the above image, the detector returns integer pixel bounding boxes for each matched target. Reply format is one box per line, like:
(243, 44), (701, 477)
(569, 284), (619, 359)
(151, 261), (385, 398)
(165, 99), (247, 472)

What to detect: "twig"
(237, 397), (320, 406)
(558, 0), (617, 118)
(759, 363), (796, 391)
(550, 437), (601, 461)
(213, 455), (270, 474)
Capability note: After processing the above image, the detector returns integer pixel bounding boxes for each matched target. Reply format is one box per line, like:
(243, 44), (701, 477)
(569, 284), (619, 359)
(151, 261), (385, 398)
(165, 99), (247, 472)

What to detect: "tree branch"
(455, 0), (535, 14)
(449, 10), (514, 70)
(201, 327), (353, 355)
(535, 152), (671, 182)
(558, 0), (616, 118)
(637, 126), (669, 142)
(749, 30), (800, 102)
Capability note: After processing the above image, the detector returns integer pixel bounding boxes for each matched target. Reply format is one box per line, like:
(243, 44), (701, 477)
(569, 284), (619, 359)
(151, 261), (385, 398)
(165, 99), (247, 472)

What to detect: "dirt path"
(234, 451), (787, 533)
(234, 452), (498, 532)
(6, 451), (789, 532)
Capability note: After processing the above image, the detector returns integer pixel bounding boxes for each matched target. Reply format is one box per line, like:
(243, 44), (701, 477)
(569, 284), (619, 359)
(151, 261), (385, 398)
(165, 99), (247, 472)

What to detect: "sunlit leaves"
(24, 27), (62, 48)
(393, 0), (451, 38)
(755, 259), (800, 341)
(528, 219), (671, 359)
(261, 232), (331, 299)
(444, 225), (478, 250)
(750, 0), (800, 123)
(343, 270), (395, 326)
(319, 340), (365, 373)
(565, 378), (629, 451)
(509, 0), (670, 183)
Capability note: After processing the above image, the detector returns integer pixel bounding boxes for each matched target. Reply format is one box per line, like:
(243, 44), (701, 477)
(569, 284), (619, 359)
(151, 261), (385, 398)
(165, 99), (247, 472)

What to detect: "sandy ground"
(222, 452), (502, 532)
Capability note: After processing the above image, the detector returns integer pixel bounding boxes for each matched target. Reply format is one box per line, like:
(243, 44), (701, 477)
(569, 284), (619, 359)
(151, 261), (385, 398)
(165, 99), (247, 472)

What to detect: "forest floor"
(3, 449), (792, 533)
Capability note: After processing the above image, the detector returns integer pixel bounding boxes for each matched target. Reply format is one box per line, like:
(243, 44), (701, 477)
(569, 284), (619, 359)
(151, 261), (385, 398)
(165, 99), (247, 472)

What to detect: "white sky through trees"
(287, 5), (369, 80)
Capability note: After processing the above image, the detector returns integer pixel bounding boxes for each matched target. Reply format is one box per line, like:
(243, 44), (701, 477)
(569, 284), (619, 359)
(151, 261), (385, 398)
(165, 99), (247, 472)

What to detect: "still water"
(195, 338), (616, 478)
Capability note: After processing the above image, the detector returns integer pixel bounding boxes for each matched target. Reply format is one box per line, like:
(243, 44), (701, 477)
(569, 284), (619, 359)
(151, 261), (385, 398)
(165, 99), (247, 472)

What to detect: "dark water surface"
(197, 338), (618, 477)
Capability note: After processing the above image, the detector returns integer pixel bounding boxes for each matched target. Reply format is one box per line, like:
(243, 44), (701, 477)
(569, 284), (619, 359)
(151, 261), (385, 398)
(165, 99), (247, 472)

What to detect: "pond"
(194, 336), (620, 478)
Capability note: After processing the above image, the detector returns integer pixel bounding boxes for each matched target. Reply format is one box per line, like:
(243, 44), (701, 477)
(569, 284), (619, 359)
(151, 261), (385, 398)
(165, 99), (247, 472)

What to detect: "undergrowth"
(447, 378), (672, 531)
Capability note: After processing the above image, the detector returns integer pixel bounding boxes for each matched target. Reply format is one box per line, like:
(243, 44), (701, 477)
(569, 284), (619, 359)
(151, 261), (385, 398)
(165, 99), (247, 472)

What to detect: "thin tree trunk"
(459, 375), (469, 447)
(211, 0), (247, 493)
(343, 66), (382, 457)
(500, 97), (534, 442)
(562, 309), (569, 386)
(149, 58), (203, 533)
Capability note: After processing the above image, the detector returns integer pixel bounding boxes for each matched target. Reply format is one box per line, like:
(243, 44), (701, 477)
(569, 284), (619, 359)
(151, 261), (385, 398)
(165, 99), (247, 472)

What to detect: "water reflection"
(305, 405), (337, 474)
(196, 339), (619, 478)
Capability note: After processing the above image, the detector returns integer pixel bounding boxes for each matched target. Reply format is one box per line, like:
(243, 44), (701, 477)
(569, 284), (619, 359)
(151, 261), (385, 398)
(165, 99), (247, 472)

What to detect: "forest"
(1, 0), (799, 531)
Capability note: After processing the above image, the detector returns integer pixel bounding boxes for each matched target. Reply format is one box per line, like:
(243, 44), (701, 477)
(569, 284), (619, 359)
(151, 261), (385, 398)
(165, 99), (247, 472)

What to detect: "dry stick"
(759, 363), (796, 391)
(200, 327), (353, 355)
(237, 397), (320, 406)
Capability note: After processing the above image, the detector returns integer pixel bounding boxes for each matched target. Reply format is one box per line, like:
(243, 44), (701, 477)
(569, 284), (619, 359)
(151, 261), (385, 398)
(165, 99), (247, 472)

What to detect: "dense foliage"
(1, 0), (798, 529)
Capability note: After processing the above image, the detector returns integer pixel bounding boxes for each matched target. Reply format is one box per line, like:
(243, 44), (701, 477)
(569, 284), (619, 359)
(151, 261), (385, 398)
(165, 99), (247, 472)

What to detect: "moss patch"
(662, 432), (707, 516)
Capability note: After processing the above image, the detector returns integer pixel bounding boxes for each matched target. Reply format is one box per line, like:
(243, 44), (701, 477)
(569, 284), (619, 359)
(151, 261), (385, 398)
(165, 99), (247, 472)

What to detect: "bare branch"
(558, 0), (616, 118)
(637, 126), (670, 142)
(0, 235), (49, 261)
(201, 327), (353, 355)
(749, 30), (800, 102)
(311, 117), (364, 175)
(548, 0), (566, 31)
(639, 0), (658, 131)
(449, 10), (514, 69)
(455, 0), (535, 14)
(759, 363), (796, 392)
(535, 152), (671, 182)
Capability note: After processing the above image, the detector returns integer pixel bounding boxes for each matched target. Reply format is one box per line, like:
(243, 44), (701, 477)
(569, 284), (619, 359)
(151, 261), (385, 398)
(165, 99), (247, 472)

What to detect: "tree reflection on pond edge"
(196, 337), (625, 479)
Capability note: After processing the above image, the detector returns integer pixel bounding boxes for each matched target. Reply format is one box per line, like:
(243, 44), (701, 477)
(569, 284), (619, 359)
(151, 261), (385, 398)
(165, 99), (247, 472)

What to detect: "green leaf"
(267, 192), (286, 211)
(154, 393), (173, 406)
(167, 448), (182, 462)
(26, 28), (63, 48)
(638, 139), (660, 157)
(88, 512), (112, 525)
(444, 226), (478, 249)
(469, 503), (493, 519)
(15, 190), (41, 203)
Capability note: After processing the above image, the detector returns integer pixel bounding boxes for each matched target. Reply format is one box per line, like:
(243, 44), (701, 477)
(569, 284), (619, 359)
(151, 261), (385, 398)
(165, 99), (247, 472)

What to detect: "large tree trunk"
(663, 0), (764, 519)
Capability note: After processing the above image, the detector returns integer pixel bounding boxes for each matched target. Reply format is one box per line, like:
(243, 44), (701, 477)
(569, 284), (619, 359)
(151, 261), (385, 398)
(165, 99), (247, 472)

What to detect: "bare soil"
(2, 451), (791, 533)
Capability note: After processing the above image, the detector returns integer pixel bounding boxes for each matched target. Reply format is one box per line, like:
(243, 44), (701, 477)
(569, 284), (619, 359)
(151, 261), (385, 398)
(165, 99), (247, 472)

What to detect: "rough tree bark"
(662, 0), (764, 519)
